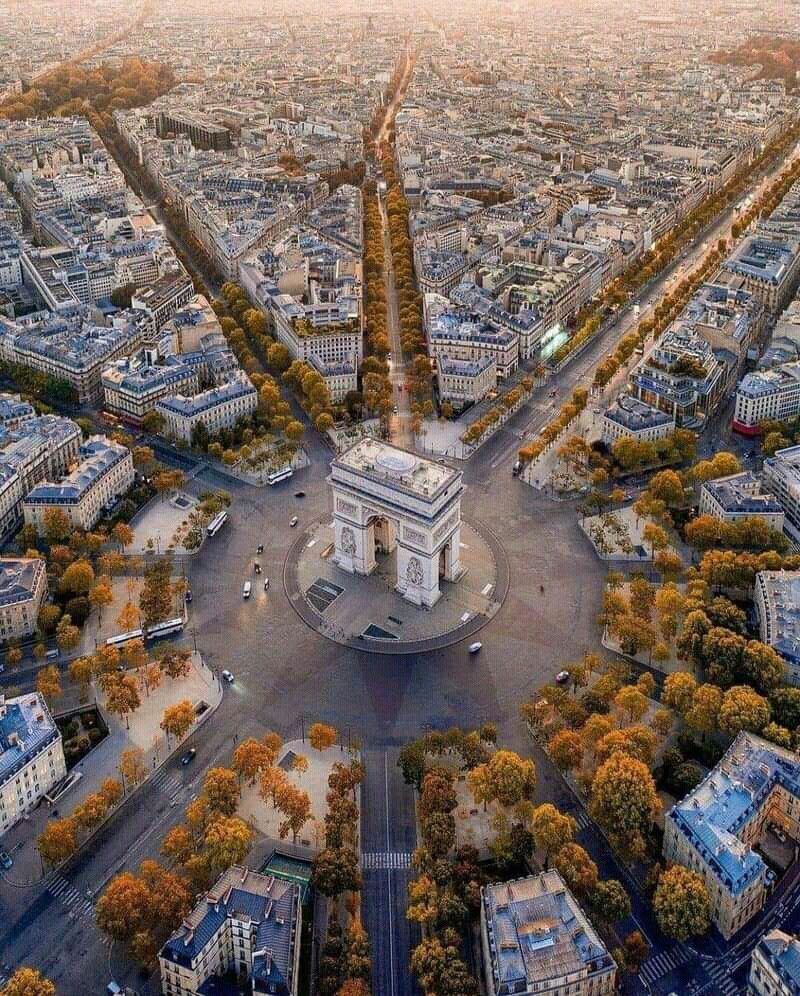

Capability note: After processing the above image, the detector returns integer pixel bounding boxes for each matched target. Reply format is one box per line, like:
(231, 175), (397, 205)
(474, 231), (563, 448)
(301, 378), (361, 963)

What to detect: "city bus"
(267, 467), (293, 486)
(145, 617), (185, 642)
(106, 628), (143, 648)
(206, 510), (228, 537)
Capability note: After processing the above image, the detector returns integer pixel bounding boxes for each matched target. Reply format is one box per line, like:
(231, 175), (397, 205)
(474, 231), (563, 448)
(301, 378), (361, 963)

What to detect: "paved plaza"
(287, 517), (506, 653)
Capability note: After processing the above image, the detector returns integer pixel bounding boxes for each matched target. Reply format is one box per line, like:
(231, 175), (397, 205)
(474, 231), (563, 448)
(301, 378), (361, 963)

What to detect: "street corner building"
(0, 691), (66, 837)
(480, 870), (617, 996)
(158, 865), (302, 996)
(664, 731), (800, 940)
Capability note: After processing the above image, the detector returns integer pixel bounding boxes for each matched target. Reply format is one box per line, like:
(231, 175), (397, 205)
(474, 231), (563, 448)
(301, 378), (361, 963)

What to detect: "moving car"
(243, 581), (252, 599)
(290, 516), (299, 527)
(221, 670), (234, 684)
(555, 670), (571, 685)
(185, 590), (192, 604)
(393, 405), (399, 414)
(264, 579), (270, 591)
(180, 748), (196, 766)
(254, 562), (262, 574)
(468, 642), (482, 654)
(256, 544), (264, 554)
(0, 850), (12, 870)
(294, 491), (305, 499)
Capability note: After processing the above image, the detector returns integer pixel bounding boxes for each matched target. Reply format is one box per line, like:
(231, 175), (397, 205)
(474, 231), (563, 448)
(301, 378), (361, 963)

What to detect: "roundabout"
(284, 513), (509, 654)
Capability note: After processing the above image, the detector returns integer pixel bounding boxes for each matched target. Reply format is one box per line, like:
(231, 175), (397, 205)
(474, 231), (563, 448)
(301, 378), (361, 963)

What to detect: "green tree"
(589, 879), (631, 923)
(531, 804), (576, 868)
(718, 685), (770, 736)
(653, 865), (711, 941)
(589, 754), (659, 857)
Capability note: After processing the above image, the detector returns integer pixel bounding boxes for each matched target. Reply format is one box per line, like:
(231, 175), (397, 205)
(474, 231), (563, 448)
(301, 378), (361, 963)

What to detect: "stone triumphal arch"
(328, 439), (465, 608)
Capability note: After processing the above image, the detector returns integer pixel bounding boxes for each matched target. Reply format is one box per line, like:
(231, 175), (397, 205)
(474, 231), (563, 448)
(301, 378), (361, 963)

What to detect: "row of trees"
(518, 386), (589, 465)
(460, 379), (533, 447)
(527, 655), (717, 942)
(550, 119), (800, 370)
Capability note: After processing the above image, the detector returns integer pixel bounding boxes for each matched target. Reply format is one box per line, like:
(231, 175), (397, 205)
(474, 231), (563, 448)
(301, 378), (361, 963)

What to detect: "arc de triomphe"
(328, 439), (465, 608)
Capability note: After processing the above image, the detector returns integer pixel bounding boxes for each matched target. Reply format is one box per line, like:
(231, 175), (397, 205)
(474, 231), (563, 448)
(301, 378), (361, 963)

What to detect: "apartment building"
(600, 395), (674, 445)
(131, 270), (195, 339)
(699, 472), (785, 530)
(749, 929), (800, 996)
(0, 558), (47, 643)
(0, 314), (141, 405)
(307, 354), (357, 404)
(0, 393), (35, 431)
(630, 330), (732, 428)
(0, 692), (66, 838)
(754, 571), (800, 685)
(436, 354), (496, 410)
(720, 236), (800, 315)
(102, 354), (200, 423)
(763, 446), (800, 542)
(734, 364), (800, 435)
(158, 865), (301, 996)
(427, 308), (518, 381)
(415, 247), (469, 295)
(481, 870), (617, 996)
(664, 733), (800, 940)
(156, 375), (258, 444)
(239, 256), (363, 370)
(23, 436), (134, 533)
(156, 111), (232, 151)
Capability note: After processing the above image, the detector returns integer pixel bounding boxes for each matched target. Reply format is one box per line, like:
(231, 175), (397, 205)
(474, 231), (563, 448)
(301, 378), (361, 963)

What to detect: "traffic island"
(284, 515), (508, 655)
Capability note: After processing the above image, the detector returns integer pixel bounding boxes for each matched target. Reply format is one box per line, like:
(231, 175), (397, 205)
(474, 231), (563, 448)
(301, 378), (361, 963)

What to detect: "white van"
(242, 582), (252, 599)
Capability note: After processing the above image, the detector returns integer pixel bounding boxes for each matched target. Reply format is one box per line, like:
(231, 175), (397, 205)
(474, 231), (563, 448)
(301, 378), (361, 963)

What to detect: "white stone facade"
(329, 439), (464, 608)
(0, 693), (66, 837)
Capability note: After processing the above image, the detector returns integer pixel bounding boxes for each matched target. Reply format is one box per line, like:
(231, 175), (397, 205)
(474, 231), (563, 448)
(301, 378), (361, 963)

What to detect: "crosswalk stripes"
(703, 958), (739, 996)
(47, 872), (95, 920)
(362, 851), (413, 870)
(151, 768), (182, 797)
(639, 943), (694, 986)
(572, 810), (591, 831)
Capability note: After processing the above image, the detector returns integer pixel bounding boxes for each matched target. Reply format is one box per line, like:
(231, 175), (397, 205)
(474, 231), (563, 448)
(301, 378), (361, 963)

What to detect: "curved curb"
(283, 514), (510, 655)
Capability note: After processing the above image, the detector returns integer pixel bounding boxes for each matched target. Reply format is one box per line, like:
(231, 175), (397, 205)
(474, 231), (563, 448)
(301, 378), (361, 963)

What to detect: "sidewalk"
(0, 652), (220, 890)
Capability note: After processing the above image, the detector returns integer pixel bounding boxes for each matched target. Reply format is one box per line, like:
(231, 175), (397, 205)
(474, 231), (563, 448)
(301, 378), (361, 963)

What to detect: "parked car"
(256, 544), (264, 554)
(264, 579), (270, 591)
(0, 850), (12, 870)
(243, 582), (252, 599)
(468, 642), (482, 654)
(185, 590), (193, 604)
(555, 670), (571, 685)
(254, 562), (262, 574)
(290, 516), (299, 527)
(294, 491), (305, 499)
(180, 748), (196, 766)
(221, 670), (235, 684)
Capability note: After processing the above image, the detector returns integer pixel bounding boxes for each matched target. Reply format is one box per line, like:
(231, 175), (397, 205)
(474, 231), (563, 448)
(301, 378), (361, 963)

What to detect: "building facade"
(329, 439), (465, 608)
(699, 472), (785, 530)
(436, 354), (496, 410)
(158, 865), (301, 996)
(481, 870), (617, 996)
(0, 692), (66, 837)
(0, 558), (47, 643)
(155, 375), (258, 444)
(749, 929), (800, 996)
(664, 733), (800, 939)
(23, 436), (134, 532)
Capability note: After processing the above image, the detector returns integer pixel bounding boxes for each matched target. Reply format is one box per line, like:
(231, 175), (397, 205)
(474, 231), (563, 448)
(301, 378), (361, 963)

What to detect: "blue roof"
(0, 694), (59, 787)
(667, 733), (800, 895)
